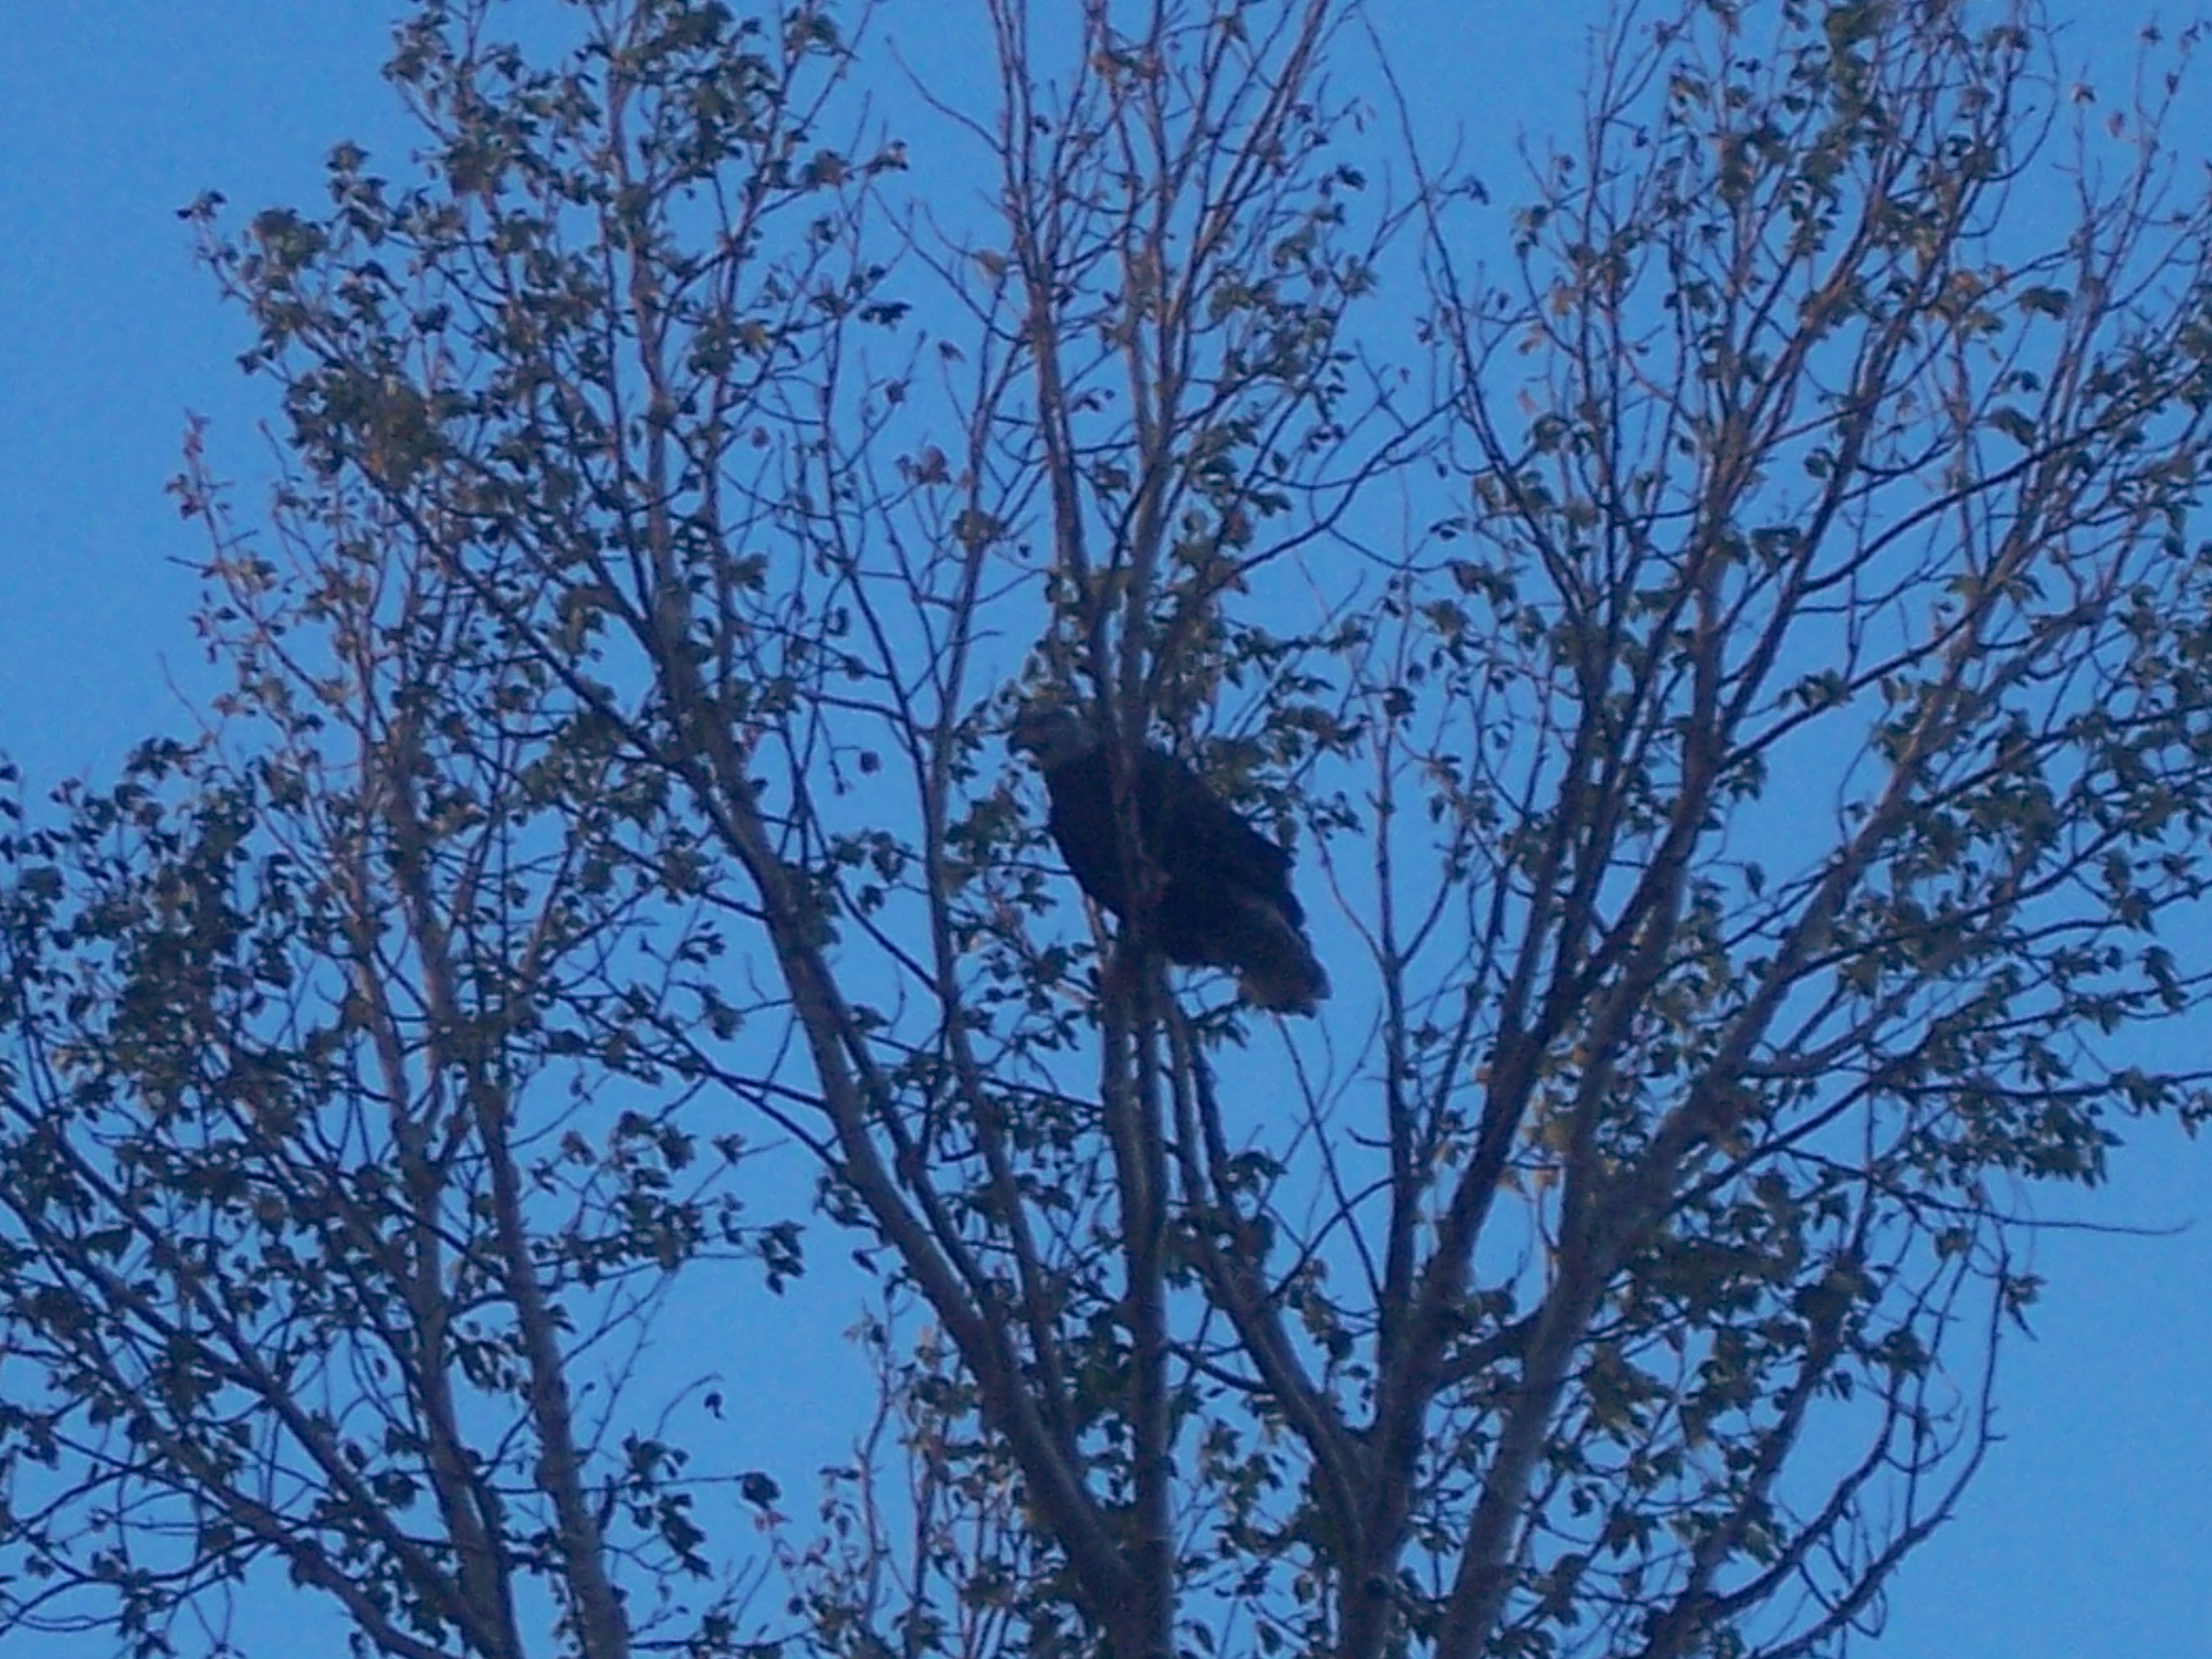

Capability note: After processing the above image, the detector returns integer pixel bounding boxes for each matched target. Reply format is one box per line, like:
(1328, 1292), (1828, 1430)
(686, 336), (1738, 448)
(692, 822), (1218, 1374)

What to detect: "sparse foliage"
(3, 2), (2211, 1658)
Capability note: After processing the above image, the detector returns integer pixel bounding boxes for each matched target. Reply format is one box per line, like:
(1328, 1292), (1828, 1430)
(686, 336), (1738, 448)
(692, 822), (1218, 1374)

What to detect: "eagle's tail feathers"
(1224, 892), (1331, 1016)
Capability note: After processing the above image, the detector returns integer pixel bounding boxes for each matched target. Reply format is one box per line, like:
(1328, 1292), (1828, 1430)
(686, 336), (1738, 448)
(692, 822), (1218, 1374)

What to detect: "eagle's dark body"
(1011, 708), (1330, 1015)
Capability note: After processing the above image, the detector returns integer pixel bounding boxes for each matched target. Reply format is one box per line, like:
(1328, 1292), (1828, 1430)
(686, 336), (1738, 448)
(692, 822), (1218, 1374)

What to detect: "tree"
(3, 0), (2210, 1656)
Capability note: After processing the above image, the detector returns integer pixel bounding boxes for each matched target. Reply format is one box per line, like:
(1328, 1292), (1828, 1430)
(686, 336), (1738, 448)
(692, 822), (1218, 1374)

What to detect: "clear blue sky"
(1, 4), (2206, 1655)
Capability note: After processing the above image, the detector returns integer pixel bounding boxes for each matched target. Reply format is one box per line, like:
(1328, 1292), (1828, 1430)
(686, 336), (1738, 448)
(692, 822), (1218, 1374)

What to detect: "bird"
(1009, 704), (1330, 1015)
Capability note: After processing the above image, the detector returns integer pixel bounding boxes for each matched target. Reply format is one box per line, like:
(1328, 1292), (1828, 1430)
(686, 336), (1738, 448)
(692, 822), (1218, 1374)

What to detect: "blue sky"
(1, 3), (2207, 1654)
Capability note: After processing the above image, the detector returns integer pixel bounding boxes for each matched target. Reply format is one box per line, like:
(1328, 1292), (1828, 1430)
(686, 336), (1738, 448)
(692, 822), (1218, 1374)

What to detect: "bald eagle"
(1010, 707), (1330, 1015)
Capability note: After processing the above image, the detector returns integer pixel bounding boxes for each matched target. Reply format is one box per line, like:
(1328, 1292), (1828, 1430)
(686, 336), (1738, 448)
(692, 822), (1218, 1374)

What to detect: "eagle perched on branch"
(1010, 706), (1331, 1015)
